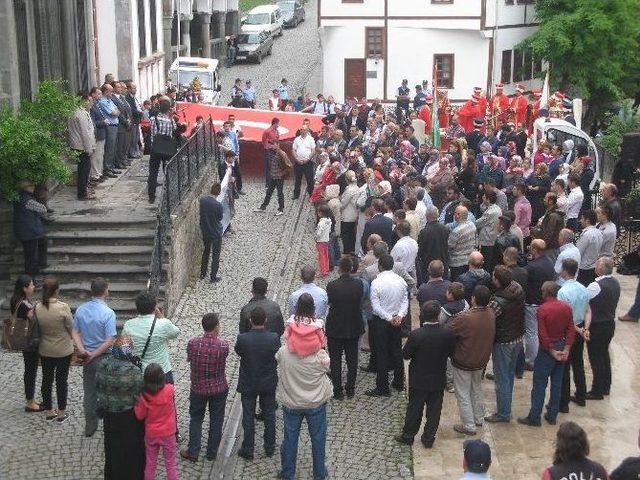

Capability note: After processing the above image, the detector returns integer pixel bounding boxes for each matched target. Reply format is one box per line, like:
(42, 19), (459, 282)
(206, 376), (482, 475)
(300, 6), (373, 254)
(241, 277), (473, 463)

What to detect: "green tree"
(520, 0), (640, 130)
(0, 80), (78, 201)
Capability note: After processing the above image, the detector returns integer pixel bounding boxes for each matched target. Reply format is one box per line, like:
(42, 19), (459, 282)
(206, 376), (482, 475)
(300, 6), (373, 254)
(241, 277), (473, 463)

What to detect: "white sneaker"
(275, 210), (284, 216)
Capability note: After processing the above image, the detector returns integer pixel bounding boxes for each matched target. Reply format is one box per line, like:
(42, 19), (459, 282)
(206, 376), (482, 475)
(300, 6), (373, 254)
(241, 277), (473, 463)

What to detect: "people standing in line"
(457, 252), (492, 302)
(417, 205), (450, 284)
(261, 117), (280, 188)
(234, 308), (280, 460)
(539, 422), (609, 480)
(557, 258), (590, 413)
(585, 256), (620, 400)
(459, 439), (492, 480)
(518, 281), (574, 427)
(35, 276), (73, 423)
(97, 83), (121, 177)
(292, 126), (316, 200)
(148, 97), (177, 204)
(366, 254), (408, 397)
(448, 285), (495, 436)
(256, 137), (288, 216)
(239, 277), (285, 336)
(10, 275), (42, 413)
(485, 266), (525, 423)
(13, 181), (49, 277)
(199, 182), (224, 284)
(134, 364), (179, 480)
(181, 313), (229, 462)
(520, 239), (556, 372)
(325, 256), (365, 399)
(96, 334), (145, 480)
(340, 171), (360, 255)
(448, 206), (477, 281)
(276, 323), (333, 480)
(123, 292), (180, 383)
(68, 92), (96, 200)
(288, 266), (328, 319)
(576, 210), (603, 286)
(72, 278), (117, 437)
(395, 300), (456, 448)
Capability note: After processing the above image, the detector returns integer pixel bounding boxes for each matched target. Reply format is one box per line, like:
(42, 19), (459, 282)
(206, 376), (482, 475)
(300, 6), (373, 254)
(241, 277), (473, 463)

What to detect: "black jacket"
(361, 213), (394, 252)
(126, 93), (144, 124)
(239, 296), (285, 337)
(199, 195), (223, 238)
(403, 323), (456, 391)
(490, 280), (525, 343)
(326, 274), (365, 339)
(458, 269), (492, 301)
(13, 191), (46, 241)
(524, 255), (556, 305)
(494, 231), (521, 263)
(417, 221), (450, 271)
(417, 279), (450, 308)
(234, 329), (280, 394)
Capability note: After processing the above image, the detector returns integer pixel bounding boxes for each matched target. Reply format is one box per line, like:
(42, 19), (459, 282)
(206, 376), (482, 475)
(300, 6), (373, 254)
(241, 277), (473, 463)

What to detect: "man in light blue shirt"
(243, 80), (257, 108)
(557, 258), (590, 409)
(72, 278), (117, 437)
(278, 78), (289, 102)
(288, 266), (328, 318)
(555, 228), (581, 277)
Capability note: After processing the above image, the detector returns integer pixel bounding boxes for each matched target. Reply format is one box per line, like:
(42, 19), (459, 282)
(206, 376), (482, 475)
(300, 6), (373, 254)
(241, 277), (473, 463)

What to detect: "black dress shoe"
(237, 449), (254, 461)
(585, 392), (604, 400)
(265, 448), (275, 457)
(559, 405), (569, 413)
(360, 366), (376, 373)
(543, 414), (557, 425)
(103, 171), (117, 178)
(210, 276), (222, 283)
(421, 437), (435, 449)
(333, 392), (344, 401)
(364, 389), (390, 398)
(391, 383), (404, 392)
(570, 396), (586, 407)
(394, 434), (413, 446)
(517, 416), (541, 427)
(345, 390), (355, 399)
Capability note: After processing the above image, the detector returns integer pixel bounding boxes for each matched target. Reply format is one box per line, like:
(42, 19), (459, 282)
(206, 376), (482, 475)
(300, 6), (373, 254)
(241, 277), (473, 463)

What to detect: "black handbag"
(151, 117), (177, 157)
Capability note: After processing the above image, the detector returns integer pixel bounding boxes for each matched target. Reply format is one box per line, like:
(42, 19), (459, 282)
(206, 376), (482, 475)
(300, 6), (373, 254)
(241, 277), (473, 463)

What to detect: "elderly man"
(475, 191), (501, 274)
(585, 256), (620, 400)
(417, 205), (450, 284)
(417, 260), (450, 310)
(555, 229), (581, 277)
(457, 251), (492, 302)
(448, 206), (477, 281)
(361, 198), (395, 253)
(599, 183), (622, 228)
(288, 266), (328, 319)
(68, 93), (96, 200)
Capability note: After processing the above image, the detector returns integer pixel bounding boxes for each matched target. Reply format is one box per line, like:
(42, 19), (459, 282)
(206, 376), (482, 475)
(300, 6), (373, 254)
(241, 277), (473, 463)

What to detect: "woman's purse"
(1, 301), (39, 352)
(150, 117), (177, 157)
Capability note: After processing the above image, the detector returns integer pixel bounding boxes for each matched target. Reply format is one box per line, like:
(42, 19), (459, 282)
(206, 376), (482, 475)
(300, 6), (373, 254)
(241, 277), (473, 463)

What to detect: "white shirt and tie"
(370, 270), (408, 322)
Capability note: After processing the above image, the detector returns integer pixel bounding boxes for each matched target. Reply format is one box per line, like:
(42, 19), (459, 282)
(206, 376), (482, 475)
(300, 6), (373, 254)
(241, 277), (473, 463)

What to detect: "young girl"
(134, 364), (179, 480)
(315, 204), (332, 277)
(285, 293), (327, 360)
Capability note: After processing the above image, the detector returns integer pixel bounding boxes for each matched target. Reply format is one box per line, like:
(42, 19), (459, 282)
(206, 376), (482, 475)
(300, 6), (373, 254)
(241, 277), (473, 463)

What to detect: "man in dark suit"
(125, 81), (144, 158)
(234, 307), (281, 460)
(417, 205), (450, 284)
(239, 277), (285, 337)
(395, 301), (456, 448)
(361, 198), (394, 253)
(112, 81), (132, 168)
(199, 182), (224, 283)
(326, 256), (365, 399)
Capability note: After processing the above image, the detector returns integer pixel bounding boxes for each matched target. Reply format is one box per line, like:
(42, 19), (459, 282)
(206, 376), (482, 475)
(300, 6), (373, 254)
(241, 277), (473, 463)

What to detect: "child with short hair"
(134, 363), (179, 480)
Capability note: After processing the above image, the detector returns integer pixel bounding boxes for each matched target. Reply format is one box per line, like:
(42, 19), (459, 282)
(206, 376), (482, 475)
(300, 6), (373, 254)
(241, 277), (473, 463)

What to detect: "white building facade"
(318, 0), (541, 104)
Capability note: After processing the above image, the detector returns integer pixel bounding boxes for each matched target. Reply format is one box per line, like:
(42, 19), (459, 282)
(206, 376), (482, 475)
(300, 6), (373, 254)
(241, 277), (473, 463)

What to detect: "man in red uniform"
(489, 83), (510, 131)
(457, 95), (481, 133)
(509, 84), (529, 130)
(528, 88), (542, 134)
(473, 87), (488, 122)
(418, 95), (433, 135)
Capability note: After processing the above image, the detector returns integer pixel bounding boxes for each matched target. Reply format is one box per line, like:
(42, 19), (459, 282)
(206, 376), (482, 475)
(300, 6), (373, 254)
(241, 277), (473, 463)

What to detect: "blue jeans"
(187, 390), (228, 458)
(280, 404), (328, 480)
(240, 392), (276, 456)
(527, 341), (566, 423)
(628, 276), (640, 319)
(226, 46), (237, 66)
(492, 341), (522, 420)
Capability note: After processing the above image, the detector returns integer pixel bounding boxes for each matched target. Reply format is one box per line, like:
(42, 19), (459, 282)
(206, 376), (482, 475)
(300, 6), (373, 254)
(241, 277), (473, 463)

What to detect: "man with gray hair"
(585, 256), (620, 399)
(417, 205), (450, 285)
(555, 228), (581, 277)
(448, 206), (477, 281)
(288, 266), (328, 318)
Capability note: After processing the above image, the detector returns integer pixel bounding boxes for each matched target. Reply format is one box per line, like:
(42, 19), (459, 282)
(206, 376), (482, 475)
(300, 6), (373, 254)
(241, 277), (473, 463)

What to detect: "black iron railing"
(148, 118), (219, 298)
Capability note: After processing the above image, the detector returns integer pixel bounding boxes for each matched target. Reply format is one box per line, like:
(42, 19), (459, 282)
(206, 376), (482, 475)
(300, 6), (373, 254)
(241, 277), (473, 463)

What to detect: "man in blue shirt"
(200, 182), (224, 283)
(288, 266), (328, 319)
(97, 84), (121, 175)
(72, 278), (117, 437)
(243, 80), (257, 108)
(557, 258), (590, 412)
(278, 78), (289, 108)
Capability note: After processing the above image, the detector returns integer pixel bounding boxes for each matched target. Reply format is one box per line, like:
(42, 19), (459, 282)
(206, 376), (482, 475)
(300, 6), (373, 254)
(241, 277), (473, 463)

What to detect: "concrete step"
(42, 245), (156, 264)
(46, 214), (156, 232)
(47, 229), (155, 247)
(40, 264), (154, 283)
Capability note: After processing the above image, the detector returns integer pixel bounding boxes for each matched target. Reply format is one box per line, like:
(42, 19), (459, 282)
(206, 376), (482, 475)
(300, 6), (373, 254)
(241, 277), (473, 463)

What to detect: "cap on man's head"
(464, 439), (491, 473)
(473, 118), (485, 127)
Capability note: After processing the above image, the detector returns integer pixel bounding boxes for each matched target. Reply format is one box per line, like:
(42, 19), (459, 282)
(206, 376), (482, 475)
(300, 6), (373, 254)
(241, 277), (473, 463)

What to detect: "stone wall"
(165, 160), (217, 314)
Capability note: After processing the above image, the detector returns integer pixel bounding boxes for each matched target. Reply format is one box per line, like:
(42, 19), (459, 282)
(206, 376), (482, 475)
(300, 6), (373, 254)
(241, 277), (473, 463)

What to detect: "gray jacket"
(68, 107), (96, 153)
(475, 203), (501, 247)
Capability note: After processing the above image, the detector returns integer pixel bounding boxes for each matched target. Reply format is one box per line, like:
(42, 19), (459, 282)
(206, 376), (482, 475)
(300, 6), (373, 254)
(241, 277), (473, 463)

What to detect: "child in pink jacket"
(134, 363), (179, 480)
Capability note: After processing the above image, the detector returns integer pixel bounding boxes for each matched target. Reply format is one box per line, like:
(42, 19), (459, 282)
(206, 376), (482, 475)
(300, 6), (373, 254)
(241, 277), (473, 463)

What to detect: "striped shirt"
(150, 113), (177, 142)
(187, 333), (229, 395)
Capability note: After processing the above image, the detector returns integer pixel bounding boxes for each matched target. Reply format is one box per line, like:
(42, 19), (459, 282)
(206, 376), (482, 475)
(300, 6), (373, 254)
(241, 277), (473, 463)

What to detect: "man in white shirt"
(415, 188), (429, 229)
(291, 127), (316, 200)
(390, 221), (419, 279)
(576, 210), (603, 286)
(555, 228), (581, 277)
(566, 174), (584, 231)
(366, 254), (408, 397)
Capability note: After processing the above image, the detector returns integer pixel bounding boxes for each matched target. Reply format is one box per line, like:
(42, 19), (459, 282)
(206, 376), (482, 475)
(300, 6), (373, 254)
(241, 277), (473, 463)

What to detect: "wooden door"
(344, 59), (366, 100)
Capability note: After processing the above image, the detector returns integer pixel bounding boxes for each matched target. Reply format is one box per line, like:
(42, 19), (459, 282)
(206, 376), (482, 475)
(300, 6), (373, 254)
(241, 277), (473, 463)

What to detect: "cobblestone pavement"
(0, 179), (412, 480)
(218, 0), (322, 108)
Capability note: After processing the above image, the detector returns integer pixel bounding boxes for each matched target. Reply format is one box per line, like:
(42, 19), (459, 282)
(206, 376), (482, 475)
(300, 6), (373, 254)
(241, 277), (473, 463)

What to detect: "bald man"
(555, 229), (580, 277)
(520, 240), (556, 371)
(456, 251), (492, 302)
(448, 206), (477, 281)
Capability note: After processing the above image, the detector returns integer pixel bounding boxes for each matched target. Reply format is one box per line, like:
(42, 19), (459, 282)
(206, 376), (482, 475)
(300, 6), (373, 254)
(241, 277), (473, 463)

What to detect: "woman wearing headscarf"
(97, 334), (145, 480)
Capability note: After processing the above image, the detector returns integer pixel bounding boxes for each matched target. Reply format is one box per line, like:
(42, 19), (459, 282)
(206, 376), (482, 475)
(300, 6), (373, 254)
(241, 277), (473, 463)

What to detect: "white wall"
(320, 24), (367, 101)
(96, 0), (118, 83)
(485, 1), (537, 28)
(388, 0), (480, 17)
(320, 0), (384, 17)
(492, 25), (540, 94)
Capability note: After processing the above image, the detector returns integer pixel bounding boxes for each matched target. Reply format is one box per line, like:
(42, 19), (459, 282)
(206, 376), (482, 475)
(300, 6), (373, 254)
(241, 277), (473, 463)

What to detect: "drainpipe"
(491, 0), (499, 96)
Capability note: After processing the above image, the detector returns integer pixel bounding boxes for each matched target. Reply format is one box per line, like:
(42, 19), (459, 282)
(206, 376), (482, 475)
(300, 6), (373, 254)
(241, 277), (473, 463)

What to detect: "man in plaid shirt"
(181, 313), (229, 462)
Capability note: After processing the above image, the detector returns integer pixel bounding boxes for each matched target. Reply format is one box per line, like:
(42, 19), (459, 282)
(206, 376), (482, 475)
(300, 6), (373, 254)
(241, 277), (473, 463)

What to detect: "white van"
(168, 57), (222, 104)
(241, 5), (284, 37)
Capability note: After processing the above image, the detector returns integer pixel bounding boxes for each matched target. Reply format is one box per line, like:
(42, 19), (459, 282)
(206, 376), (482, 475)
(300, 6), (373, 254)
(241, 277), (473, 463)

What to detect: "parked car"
(278, 1), (305, 28)
(241, 5), (284, 38)
(235, 31), (274, 64)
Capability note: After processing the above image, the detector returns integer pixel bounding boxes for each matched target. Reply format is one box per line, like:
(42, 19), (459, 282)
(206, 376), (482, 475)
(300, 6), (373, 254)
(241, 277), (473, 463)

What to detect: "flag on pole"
(432, 65), (441, 149)
(541, 67), (550, 110)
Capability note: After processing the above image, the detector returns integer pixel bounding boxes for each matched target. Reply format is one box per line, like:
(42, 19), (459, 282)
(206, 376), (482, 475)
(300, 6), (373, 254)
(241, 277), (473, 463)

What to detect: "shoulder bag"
(140, 316), (157, 360)
(2, 300), (39, 352)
